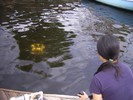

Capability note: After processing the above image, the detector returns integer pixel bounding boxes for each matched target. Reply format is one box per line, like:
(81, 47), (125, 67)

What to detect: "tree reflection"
(1, 0), (78, 69)
(14, 24), (75, 67)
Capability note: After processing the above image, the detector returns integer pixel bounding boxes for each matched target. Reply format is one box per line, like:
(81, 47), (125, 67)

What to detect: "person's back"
(90, 62), (133, 100)
(78, 35), (133, 100)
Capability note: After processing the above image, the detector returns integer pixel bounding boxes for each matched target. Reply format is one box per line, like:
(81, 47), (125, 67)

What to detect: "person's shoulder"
(118, 61), (133, 74)
(94, 70), (107, 80)
(118, 61), (131, 69)
(118, 61), (130, 67)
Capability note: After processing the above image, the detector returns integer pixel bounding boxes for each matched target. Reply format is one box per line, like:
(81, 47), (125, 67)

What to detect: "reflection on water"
(0, 0), (81, 93)
(17, 64), (32, 72)
(0, 0), (79, 67)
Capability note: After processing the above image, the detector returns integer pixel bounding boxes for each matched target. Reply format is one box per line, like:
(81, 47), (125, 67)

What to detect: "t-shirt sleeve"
(89, 76), (102, 94)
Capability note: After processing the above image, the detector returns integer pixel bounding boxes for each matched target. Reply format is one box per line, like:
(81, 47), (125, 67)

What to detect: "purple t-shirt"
(89, 62), (133, 100)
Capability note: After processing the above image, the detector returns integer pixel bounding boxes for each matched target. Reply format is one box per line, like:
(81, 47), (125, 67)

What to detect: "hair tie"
(109, 59), (113, 62)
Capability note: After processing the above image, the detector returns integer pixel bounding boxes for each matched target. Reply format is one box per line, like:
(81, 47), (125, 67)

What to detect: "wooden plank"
(0, 88), (79, 100)
(0, 91), (7, 100)
(0, 88), (30, 100)
(5, 91), (20, 100)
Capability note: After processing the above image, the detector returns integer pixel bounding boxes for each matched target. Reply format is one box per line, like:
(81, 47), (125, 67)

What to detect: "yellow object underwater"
(31, 43), (45, 55)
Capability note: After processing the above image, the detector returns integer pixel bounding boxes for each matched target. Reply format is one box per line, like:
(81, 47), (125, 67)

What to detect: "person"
(78, 34), (133, 100)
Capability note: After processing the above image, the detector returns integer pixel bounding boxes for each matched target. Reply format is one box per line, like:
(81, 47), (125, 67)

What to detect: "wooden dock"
(0, 88), (79, 100)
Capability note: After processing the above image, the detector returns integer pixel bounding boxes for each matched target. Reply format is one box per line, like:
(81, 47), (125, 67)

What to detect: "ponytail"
(95, 61), (121, 78)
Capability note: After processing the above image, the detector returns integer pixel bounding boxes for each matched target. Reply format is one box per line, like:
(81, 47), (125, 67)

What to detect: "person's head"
(95, 34), (120, 76)
(97, 34), (120, 63)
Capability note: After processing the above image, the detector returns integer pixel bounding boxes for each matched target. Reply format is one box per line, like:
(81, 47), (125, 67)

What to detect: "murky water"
(82, 0), (133, 26)
(0, 0), (133, 95)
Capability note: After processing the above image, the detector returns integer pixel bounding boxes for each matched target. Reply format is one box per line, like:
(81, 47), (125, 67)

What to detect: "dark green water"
(0, 0), (133, 95)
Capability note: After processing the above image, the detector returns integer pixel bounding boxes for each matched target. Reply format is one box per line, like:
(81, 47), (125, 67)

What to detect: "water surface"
(0, 0), (133, 95)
